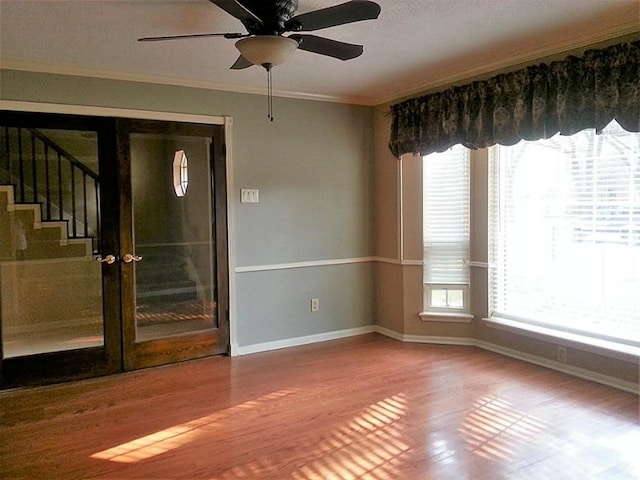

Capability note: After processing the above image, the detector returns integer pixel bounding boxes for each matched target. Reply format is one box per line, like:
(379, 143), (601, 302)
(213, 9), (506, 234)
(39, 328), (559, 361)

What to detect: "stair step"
(1, 185), (94, 259)
(137, 288), (199, 304)
(136, 279), (196, 293)
(133, 251), (197, 300)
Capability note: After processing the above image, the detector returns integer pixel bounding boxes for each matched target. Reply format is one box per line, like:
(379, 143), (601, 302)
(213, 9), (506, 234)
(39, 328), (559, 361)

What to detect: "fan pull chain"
(264, 63), (274, 122)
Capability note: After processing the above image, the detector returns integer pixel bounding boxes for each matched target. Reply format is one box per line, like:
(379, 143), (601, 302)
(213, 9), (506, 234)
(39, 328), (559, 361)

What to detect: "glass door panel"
(1, 126), (104, 357)
(131, 133), (217, 341)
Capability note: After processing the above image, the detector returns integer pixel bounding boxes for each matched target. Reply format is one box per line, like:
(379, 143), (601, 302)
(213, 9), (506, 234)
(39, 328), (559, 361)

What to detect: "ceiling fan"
(138, 0), (380, 70)
(138, 0), (382, 119)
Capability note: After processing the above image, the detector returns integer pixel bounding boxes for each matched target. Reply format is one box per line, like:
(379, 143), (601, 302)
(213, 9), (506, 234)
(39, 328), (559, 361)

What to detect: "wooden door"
(0, 111), (122, 387)
(117, 119), (229, 370)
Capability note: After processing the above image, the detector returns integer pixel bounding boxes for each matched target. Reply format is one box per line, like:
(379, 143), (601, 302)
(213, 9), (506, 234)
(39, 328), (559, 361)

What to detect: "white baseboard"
(234, 325), (376, 356)
(231, 325), (638, 395)
(372, 325), (405, 341)
(373, 326), (476, 346)
(373, 327), (638, 395)
(401, 334), (476, 346)
(475, 340), (639, 395)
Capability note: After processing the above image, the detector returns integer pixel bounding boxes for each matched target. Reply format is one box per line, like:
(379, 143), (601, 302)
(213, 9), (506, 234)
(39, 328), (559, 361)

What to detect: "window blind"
(423, 145), (470, 286)
(489, 121), (640, 346)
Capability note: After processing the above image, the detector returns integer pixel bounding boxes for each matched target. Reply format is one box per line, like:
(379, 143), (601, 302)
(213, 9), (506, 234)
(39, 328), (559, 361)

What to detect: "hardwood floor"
(1, 334), (638, 479)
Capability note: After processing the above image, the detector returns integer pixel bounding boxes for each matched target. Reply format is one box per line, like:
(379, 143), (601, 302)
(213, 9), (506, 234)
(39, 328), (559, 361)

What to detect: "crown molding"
(0, 59), (376, 106)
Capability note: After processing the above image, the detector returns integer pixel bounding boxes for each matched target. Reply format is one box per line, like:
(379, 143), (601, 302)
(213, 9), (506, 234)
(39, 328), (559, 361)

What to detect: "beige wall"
(372, 105), (399, 261)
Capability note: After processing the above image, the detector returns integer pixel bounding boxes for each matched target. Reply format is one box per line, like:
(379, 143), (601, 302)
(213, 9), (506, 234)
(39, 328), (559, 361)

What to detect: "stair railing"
(1, 126), (101, 251)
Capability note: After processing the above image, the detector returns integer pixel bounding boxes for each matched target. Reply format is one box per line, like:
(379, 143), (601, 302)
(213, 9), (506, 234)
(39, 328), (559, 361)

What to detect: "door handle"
(122, 253), (143, 263)
(96, 254), (117, 265)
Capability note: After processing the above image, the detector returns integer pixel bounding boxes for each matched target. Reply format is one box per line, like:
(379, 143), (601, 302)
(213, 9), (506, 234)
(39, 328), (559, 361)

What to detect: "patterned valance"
(388, 41), (640, 158)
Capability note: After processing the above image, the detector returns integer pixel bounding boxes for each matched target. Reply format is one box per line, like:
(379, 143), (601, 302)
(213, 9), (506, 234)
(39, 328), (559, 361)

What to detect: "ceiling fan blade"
(138, 32), (246, 42)
(288, 34), (363, 61)
(285, 1), (380, 32)
(208, 0), (262, 25)
(230, 55), (253, 70)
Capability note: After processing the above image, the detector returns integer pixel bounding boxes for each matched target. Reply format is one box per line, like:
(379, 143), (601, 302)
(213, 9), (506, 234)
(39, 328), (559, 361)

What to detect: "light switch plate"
(241, 188), (259, 203)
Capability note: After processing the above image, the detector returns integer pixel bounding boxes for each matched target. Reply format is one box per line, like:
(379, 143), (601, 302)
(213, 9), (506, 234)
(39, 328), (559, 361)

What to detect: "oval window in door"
(173, 150), (188, 197)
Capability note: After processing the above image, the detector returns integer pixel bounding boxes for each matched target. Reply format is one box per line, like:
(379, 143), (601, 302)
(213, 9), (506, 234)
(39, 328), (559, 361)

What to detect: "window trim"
(419, 311), (474, 323)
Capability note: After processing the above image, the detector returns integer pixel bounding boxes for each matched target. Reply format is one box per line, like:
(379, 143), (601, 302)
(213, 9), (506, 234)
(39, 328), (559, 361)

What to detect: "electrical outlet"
(557, 346), (567, 363)
(310, 298), (319, 312)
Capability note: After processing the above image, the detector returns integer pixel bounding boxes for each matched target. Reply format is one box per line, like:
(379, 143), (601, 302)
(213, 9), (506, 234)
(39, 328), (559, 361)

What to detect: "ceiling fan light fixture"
(235, 35), (299, 67)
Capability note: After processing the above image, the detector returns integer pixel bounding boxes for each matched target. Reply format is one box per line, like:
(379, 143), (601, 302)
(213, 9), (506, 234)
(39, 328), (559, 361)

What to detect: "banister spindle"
(45, 144), (51, 220)
(95, 179), (101, 252)
(31, 133), (38, 203)
(70, 166), (77, 237)
(3, 127), (10, 179)
(18, 128), (25, 203)
(57, 152), (64, 221)
(83, 172), (89, 237)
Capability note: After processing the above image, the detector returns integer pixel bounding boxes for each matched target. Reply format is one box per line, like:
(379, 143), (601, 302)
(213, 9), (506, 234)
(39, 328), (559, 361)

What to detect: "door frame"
(0, 101), (236, 387)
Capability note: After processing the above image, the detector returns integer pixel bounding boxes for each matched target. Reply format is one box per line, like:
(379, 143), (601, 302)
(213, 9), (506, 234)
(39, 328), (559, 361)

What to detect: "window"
(489, 121), (640, 347)
(173, 149), (188, 197)
(423, 145), (470, 312)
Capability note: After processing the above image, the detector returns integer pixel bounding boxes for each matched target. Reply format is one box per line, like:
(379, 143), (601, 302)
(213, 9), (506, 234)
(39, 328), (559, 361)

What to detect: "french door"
(117, 119), (229, 370)
(0, 111), (229, 388)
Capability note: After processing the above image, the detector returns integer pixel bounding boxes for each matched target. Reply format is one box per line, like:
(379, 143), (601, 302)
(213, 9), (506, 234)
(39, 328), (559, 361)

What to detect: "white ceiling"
(1, 0), (639, 106)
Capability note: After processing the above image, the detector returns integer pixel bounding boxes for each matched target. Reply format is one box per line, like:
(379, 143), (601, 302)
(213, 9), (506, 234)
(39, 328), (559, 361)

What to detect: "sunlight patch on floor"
(90, 388), (299, 464)
(459, 395), (547, 461)
(92, 389), (412, 478)
(222, 394), (410, 480)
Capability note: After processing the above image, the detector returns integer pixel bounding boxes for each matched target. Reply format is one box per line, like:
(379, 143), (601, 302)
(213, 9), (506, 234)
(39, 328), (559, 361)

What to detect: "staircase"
(0, 126), (100, 253)
(0, 185), (93, 261)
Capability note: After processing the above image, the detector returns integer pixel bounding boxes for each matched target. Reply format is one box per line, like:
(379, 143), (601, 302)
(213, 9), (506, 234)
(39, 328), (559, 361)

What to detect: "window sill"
(419, 311), (474, 323)
(484, 317), (640, 360)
